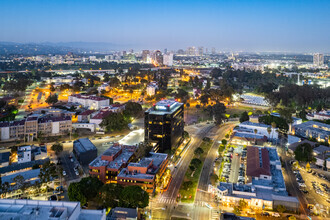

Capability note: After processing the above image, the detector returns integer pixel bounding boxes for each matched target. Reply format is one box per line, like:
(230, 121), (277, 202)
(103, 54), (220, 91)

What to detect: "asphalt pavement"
(193, 122), (236, 220)
(151, 123), (215, 220)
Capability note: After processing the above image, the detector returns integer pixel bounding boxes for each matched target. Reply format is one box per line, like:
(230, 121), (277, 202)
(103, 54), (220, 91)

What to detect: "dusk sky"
(0, 0), (329, 52)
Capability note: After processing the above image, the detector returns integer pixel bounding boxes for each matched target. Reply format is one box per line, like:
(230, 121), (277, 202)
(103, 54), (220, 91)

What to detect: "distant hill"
(0, 41), (123, 55)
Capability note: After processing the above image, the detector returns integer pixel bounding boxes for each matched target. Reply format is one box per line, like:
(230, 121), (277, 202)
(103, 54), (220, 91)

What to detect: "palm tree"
(267, 127), (271, 142)
(271, 122), (276, 142)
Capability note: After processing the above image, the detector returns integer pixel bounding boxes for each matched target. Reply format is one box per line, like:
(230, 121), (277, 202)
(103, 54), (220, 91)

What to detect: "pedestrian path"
(158, 196), (176, 204)
(211, 209), (220, 220)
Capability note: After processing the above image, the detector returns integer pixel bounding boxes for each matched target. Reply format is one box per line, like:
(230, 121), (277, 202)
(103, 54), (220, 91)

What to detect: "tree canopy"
(239, 111), (249, 123)
(294, 143), (313, 162)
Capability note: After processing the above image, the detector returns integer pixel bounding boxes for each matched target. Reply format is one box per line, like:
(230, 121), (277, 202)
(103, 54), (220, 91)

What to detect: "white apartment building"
(17, 146), (32, 164)
(68, 94), (109, 110)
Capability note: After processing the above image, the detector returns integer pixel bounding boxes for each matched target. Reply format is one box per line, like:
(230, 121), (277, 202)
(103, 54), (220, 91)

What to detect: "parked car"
(272, 212), (280, 217)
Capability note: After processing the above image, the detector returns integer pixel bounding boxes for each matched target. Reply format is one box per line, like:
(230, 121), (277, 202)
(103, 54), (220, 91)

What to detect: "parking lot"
(221, 146), (246, 184)
(299, 169), (330, 209)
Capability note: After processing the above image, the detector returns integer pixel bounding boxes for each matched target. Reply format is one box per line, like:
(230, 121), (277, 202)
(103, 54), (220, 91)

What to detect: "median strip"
(178, 137), (213, 203)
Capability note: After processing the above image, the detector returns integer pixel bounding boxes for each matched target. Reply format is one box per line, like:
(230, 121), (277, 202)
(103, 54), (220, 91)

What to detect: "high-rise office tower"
(211, 47), (216, 55)
(142, 50), (150, 62)
(145, 100), (184, 153)
(154, 50), (163, 65)
(198, 47), (204, 56)
(187, 46), (196, 56)
(313, 53), (324, 67)
(163, 53), (173, 66)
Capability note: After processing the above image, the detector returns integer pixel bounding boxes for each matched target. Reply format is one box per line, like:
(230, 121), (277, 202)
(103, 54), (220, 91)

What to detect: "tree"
(13, 175), (26, 190)
(109, 77), (121, 88)
(239, 111), (249, 123)
(212, 102), (226, 125)
(267, 127), (272, 141)
(238, 199), (248, 210)
(120, 185), (149, 208)
(221, 139), (227, 145)
(190, 158), (202, 171)
(79, 177), (103, 200)
(68, 177), (103, 206)
(124, 102), (142, 118)
(49, 84), (55, 92)
(200, 95), (209, 106)
(100, 112), (130, 132)
(51, 143), (63, 155)
(68, 182), (87, 205)
(96, 184), (123, 208)
(38, 161), (58, 183)
(45, 94), (58, 105)
(182, 181), (193, 190)
(294, 143), (313, 162)
(210, 174), (219, 185)
(298, 110), (307, 121)
(194, 147), (204, 156)
(276, 204), (286, 213)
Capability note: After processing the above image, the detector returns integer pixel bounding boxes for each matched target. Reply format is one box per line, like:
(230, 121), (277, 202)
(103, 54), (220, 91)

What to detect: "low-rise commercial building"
(0, 199), (106, 220)
(236, 121), (278, 141)
(215, 147), (299, 211)
(292, 121), (330, 143)
(73, 138), (97, 165)
(107, 207), (138, 220)
(117, 152), (168, 193)
(231, 132), (267, 146)
(89, 144), (137, 184)
(17, 145), (48, 164)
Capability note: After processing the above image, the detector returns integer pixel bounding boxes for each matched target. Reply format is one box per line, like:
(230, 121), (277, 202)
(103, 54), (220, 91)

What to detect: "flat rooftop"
(240, 121), (271, 128)
(294, 120), (330, 133)
(0, 199), (105, 220)
(146, 99), (183, 115)
(74, 138), (97, 153)
(118, 152), (167, 180)
(89, 145), (136, 170)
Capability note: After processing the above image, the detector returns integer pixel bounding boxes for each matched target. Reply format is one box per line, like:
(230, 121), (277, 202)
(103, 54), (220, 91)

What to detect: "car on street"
(272, 212), (280, 217)
(62, 171), (66, 176)
(75, 171), (79, 176)
(261, 212), (270, 216)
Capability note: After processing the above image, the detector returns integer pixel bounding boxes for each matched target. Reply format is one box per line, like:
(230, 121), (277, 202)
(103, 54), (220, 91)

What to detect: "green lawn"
(179, 140), (213, 203)
(226, 105), (266, 116)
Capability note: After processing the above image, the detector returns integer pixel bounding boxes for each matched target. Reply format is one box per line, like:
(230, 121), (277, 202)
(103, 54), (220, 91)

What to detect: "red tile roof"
(246, 146), (271, 177)
(79, 110), (95, 116)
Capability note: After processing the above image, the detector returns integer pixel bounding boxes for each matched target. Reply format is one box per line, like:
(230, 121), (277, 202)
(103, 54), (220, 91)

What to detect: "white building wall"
(52, 122), (60, 134)
(72, 123), (96, 132)
(1, 127), (10, 140)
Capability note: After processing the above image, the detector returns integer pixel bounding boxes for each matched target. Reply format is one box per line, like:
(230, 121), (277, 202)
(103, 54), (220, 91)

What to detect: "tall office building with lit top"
(145, 100), (184, 153)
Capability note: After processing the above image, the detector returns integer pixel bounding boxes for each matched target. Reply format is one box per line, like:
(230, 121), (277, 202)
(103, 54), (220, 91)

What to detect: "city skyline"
(0, 0), (330, 52)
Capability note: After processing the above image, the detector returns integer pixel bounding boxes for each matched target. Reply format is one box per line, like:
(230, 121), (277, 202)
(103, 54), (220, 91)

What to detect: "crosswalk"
(211, 209), (220, 220)
(158, 197), (176, 204)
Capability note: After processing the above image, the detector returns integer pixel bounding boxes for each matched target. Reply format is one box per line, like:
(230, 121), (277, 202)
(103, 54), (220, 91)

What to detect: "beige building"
(0, 115), (72, 142)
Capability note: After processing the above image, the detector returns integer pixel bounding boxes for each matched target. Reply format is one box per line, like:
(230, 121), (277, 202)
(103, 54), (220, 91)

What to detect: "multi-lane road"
(193, 122), (236, 220)
(151, 123), (214, 219)
(151, 122), (236, 220)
